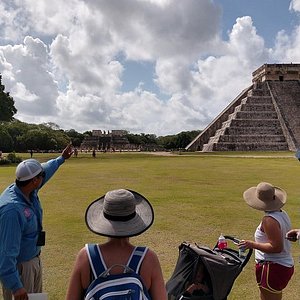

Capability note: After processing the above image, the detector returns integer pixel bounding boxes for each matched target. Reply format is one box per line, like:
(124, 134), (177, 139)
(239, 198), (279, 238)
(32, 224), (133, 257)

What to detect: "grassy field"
(0, 151), (300, 299)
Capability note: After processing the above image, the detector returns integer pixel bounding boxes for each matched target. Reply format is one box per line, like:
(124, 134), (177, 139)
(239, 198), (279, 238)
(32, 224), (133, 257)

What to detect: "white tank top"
(254, 210), (294, 267)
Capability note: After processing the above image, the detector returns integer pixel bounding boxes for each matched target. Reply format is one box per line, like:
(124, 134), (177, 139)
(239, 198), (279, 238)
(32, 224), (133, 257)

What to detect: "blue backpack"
(84, 244), (152, 300)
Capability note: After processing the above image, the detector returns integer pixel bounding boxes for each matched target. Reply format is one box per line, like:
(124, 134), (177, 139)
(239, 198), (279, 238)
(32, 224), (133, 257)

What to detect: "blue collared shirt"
(0, 156), (65, 292)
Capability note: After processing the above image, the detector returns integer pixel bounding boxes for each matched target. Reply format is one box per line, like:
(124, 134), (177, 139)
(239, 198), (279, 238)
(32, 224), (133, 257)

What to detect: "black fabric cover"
(166, 242), (251, 300)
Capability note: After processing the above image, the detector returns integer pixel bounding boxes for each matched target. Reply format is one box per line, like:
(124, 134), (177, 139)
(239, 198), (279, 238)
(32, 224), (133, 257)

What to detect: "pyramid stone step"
(211, 142), (289, 151)
(248, 89), (269, 97)
(218, 135), (286, 143)
(241, 103), (275, 111)
(245, 96), (273, 104)
(231, 111), (278, 119)
(221, 126), (284, 135)
(223, 119), (281, 128)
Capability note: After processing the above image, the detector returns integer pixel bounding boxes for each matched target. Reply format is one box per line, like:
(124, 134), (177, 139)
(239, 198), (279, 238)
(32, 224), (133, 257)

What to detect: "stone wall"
(268, 81), (300, 149)
(253, 64), (300, 82)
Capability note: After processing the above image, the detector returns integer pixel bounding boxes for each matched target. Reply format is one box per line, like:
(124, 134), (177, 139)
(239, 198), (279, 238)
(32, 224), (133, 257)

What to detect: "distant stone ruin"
(80, 130), (129, 151)
(186, 63), (300, 151)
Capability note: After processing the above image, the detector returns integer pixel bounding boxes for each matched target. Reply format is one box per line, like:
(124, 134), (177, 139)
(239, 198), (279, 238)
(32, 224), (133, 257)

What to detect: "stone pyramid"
(186, 64), (300, 151)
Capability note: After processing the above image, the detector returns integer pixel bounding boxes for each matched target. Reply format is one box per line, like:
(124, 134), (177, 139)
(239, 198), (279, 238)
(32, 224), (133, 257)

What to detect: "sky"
(0, 0), (300, 136)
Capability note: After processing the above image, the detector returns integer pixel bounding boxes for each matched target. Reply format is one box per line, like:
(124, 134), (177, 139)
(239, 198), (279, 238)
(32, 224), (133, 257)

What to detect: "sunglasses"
(37, 171), (46, 178)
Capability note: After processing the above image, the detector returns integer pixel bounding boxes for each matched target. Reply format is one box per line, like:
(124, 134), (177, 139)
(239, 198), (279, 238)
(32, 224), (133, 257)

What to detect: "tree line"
(0, 75), (200, 152)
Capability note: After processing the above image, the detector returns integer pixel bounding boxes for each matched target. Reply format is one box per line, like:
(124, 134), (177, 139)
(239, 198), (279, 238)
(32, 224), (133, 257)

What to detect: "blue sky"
(0, 0), (300, 135)
(219, 0), (298, 46)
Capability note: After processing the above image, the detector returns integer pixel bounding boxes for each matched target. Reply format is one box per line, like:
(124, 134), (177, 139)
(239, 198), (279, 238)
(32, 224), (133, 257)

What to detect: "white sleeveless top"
(254, 210), (294, 267)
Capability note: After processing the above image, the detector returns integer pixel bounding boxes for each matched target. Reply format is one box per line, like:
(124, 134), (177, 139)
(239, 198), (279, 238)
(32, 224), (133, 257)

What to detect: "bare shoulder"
(262, 215), (281, 234)
(141, 247), (162, 273)
(262, 215), (280, 226)
(76, 246), (87, 258)
(74, 246), (90, 268)
(144, 248), (160, 263)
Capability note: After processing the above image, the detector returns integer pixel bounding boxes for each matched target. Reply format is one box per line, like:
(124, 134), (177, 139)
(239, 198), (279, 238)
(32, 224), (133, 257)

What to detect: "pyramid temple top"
(252, 63), (300, 83)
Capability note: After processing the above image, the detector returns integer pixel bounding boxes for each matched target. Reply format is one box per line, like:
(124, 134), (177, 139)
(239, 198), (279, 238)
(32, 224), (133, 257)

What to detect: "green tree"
(0, 75), (17, 121)
(0, 127), (14, 152)
(83, 130), (92, 136)
(5, 120), (32, 150)
(65, 129), (85, 147)
(42, 122), (61, 130)
(19, 127), (70, 151)
(126, 133), (144, 146)
(157, 134), (176, 149)
(157, 130), (200, 150)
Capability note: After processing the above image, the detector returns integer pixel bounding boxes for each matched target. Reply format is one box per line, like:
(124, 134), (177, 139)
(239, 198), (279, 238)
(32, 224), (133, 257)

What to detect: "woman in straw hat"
(65, 189), (167, 300)
(238, 182), (294, 300)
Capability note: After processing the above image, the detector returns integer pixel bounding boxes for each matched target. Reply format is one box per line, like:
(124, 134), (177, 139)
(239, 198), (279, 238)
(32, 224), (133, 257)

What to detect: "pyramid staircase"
(186, 64), (300, 152)
(201, 84), (289, 151)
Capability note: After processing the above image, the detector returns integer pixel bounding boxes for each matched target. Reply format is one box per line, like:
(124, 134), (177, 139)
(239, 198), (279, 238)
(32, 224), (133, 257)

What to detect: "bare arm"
(239, 216), (283, 253)
(65, 248), (89, 300)
(143, 249), (167, 300)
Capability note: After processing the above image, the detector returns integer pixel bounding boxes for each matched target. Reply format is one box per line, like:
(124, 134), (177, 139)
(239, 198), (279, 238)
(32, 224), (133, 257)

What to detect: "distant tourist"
(92, 148), (96, 158)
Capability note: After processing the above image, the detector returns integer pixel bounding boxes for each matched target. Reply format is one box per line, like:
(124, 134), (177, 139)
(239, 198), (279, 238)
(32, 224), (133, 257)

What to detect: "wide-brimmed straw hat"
(243, 182), (287, 211)
(85, 189), (154, 238)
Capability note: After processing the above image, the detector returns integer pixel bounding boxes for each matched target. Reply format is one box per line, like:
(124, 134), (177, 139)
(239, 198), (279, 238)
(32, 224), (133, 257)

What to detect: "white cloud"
(0, 36), (59, 119)
(0, 0), (30, 43)
(0, 0), (300, 135)
(228, 16), (268, 65)
(290, 0), (300, 12)
(275, 27), (300, 61)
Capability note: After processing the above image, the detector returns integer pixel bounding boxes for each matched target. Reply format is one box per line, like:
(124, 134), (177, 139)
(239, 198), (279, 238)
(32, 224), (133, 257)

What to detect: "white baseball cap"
(16, 159), (43, 181)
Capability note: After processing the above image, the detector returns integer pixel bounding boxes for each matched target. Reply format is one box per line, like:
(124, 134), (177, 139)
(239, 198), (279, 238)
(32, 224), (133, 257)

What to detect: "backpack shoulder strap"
(85, 243), (107, 279)
(127, 246), (148, 274)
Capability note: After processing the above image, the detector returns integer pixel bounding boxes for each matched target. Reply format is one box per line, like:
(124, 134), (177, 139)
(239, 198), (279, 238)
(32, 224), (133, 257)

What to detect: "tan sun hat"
(243, 182), (287, 211)
(85, 189), (154, 238)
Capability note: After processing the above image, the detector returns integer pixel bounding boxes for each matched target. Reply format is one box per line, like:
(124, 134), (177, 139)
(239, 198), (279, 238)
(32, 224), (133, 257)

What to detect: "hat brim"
(243, 186), (287, 211)
(85, 190), (154, 238)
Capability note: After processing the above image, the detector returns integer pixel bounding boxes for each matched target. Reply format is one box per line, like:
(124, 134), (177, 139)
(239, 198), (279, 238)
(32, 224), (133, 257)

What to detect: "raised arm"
(61, 143), (74, 160)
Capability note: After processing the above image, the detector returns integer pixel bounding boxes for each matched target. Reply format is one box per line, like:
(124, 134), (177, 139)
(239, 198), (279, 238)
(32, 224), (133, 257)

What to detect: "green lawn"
(0, 151), (300, 300)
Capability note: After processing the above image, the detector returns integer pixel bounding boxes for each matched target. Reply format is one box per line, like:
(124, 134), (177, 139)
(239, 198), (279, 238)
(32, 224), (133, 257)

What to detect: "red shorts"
(255, 262), (294, 293)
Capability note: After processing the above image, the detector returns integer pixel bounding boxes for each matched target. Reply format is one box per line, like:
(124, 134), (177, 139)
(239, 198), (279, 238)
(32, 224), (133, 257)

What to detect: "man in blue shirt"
(0, 144), (73, 300)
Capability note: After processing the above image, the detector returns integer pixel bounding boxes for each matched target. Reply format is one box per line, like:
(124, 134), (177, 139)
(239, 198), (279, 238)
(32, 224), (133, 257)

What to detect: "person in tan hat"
(238, 182), (294, 300)
(65, 188), (167, 300)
